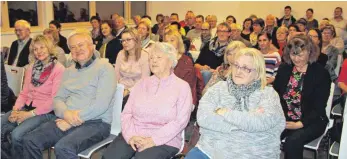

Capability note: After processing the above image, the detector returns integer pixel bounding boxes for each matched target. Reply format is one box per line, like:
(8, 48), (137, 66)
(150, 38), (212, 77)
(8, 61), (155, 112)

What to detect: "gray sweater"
(197, 81), (285, 159)
(54, 58), (117, 123)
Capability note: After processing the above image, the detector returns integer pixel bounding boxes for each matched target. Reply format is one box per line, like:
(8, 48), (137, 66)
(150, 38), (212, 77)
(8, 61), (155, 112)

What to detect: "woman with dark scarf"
(95, 20), (116, 58)
(195, 22), (231, 84)
(1, 35), (65, 159)
(185, 48), (285, 159)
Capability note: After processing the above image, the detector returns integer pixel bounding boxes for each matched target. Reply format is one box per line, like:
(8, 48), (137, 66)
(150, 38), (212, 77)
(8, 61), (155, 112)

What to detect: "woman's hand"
(286, 121), (303, 130)
(8, 111), (19, 123)
(128, 136), (146, 151)
(16, 111), (34, 123)
(136, 137), (156, 152)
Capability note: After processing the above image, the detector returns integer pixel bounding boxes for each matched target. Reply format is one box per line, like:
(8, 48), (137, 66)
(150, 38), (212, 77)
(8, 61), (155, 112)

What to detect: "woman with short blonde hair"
(185, 48), (285, 158)
(1, 35), (65, 159)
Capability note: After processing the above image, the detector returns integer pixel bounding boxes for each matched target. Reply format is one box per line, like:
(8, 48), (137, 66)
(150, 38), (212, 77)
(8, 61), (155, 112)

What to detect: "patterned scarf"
(31, 56), (57, 87)
(227, 75), (261, 111)
(208, 37), (229, 57)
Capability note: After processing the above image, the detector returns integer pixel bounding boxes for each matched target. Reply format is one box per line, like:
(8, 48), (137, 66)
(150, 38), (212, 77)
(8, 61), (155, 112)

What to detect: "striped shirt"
(263, 52), (281, 79)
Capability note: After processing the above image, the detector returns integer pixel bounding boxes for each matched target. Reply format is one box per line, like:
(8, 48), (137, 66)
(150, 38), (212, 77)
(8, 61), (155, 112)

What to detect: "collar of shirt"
(75, 53), (96, 69)
(149, 72), (175, 87)
(116, 27), (126, 37)
(18, 37), (30, 46)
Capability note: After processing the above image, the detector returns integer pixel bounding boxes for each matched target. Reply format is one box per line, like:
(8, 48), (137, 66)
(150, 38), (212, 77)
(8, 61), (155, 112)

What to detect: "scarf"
(141, 36), (151, 48)
(102, 36), (114, 45)
(227, 75), (261, 111)
(208, 37), (229, 57)
(31, 56), (57, 87)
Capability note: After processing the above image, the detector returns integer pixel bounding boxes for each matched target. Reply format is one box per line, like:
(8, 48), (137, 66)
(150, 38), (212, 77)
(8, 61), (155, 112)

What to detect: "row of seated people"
(2, 25), (347, 159)
(1, 8), (347, 158)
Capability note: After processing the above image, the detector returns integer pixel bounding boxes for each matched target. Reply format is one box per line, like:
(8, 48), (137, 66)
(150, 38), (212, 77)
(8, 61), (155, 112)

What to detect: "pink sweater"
(121, 73), (193, 149)
(13, 62), (65, 115)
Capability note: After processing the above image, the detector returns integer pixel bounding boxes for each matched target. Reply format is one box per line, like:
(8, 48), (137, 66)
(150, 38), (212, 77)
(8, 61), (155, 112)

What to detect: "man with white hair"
(230, 23), (252, 47)
(22, 30), (117, 159)
(7, 20), (32, 67)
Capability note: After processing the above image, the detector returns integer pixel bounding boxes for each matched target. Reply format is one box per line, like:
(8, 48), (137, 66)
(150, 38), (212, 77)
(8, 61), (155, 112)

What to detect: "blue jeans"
(185, 147), (210, 159)
(1, 111), (55, 159)
(22, 119), (110, 159)
(200, 70), (213, 85)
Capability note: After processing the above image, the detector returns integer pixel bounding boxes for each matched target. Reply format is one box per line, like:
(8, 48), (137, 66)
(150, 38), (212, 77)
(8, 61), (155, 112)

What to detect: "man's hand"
(56, 119), (72, 131)
(63, 110), (83, 126)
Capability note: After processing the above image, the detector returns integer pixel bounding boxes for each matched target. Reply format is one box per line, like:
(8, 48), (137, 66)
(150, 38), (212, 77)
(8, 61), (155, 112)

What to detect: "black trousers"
(281, 120), (327, 159)
(102, 133), (179, 159)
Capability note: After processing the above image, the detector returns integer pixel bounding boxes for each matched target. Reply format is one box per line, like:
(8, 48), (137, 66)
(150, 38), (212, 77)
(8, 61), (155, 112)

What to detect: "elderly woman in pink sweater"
(103, 42), (193, 159)
(1, 35), (65, 159)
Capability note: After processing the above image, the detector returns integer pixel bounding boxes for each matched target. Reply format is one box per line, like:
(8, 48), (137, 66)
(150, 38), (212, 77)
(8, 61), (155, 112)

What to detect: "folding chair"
(282, 83), (335, 159)
(47, 84), (124, 159)
(5, 65), (25, 96)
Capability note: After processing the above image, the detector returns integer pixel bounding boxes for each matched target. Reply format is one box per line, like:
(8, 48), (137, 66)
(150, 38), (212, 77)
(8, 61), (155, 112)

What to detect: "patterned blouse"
(283, 67), (306, 121)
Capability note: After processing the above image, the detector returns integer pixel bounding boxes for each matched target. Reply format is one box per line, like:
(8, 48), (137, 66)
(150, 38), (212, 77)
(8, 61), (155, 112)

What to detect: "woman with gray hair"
(202, 41), (246, 95)
(185, 48), (285, 159)
(273, 34), (331, 159)
(103, 42), (193, 159)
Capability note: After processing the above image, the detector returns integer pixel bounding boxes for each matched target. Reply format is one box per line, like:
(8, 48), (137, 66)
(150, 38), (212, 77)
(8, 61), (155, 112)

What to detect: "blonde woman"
(185, 48), (285, 159)
(202, 41), (246, 95)
(1, 35), (65, 159)
(114, 28), (150, 102)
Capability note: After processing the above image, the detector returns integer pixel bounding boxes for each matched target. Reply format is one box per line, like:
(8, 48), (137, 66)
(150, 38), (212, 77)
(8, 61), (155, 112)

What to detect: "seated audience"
(278, 6), (296, 27)
(137, 21), (155, 51)
(22, 30), (116, 159)
(1, 35), (65, 159)
(96, 20), (115, 58)
(206, 15), (218, 38)
(309, 28), (339, 81)
(241, 18), (253, 41)
(273, 35), (331, 159)
(185, 48), (285, 159)
(287, 24), (301, 40)
(183, 11), (196, 34)
(8, 20), (32, 67)
(330, 7), (347, 37)
(225, 15), (237, 25)
(152, 14), (164, 34)
(102, 42), (193, 159)
(250, 18), (265, 46)
(272, 26), (289, 56)
(187, 15), (204, 40)
(49, 20), (70, 54)
(322, 24), (345, 54)
(132, 15), (141, 29)
(305, 8), (319, 30)
(165, 30), (197, 106)
(202, 41), (246, 95)
(319, 19), (331, 30)
(29, 29), (66, 66)
(90, 16), (102, 44)
(296, 18), (308, 33)
(195, 22), (231, 84)
(263, 14), (278, 37)
(106, 16), (127, 64)
(115, 28), (150, 106)
(170, 13), (187, 36)
(230, 23), (252, 47)
(257, 32), (281, 84)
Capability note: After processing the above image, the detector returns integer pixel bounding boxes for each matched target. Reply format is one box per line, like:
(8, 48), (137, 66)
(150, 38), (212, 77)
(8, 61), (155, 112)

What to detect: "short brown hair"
(283, 34), (319, 65)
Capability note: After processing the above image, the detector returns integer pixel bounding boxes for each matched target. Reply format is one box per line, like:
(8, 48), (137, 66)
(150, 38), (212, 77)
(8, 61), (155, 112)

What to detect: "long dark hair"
(242, 18), (253, 32)
(309, 28), (323, 52)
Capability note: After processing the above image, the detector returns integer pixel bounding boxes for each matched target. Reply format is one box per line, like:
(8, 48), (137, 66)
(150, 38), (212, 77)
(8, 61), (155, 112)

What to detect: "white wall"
(148, 1), (347, 25)
(2, 1), (347, 48)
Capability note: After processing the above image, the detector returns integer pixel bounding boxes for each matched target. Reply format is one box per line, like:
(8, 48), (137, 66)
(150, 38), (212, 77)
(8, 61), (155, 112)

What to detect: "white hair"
(15, 20), (31, 30)
(152, 42), (178, 68)
(67, 28), (93, 49)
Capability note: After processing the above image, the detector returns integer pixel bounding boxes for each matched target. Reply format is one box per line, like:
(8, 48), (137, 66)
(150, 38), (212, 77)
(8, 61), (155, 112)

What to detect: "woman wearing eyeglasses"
(308, 28), (339, 82)
(273, 35), (331, 159)
(114, 28), (150, 108)
(202, 41), (246, 95)
(185, 48), (285, 159)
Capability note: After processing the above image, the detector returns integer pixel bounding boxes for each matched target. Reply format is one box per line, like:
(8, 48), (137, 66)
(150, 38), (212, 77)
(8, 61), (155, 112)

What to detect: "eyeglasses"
(230, 63), (255, 73)
(69, 42), (88, 51)
(120, 38), (134, 44)
(308, 35), (319, 38)
(201, 29), (210, 31)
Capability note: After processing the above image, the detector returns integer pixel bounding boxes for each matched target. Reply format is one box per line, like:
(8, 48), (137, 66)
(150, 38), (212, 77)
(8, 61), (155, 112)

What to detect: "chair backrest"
(335, 54), (342, 75)
(110, 84), (124, 135)
(326, 82), (335, 118)
(5, 65), (25, 96)
(339, 96), (347, 158)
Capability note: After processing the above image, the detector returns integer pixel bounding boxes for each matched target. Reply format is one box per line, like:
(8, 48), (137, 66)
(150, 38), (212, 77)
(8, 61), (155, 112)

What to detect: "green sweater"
(54, 58), (117, 123)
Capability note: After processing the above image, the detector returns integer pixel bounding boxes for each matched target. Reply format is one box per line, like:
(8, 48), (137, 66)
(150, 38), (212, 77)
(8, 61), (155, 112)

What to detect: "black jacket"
(277, 16), (296, 27)
(7, 38), (32, 67)
(273, 62), (331, 127)
(105, 26), (127, 64)
(58, 34), (70, 54)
